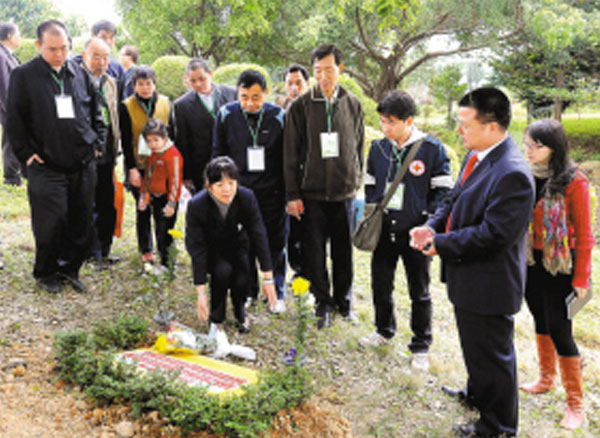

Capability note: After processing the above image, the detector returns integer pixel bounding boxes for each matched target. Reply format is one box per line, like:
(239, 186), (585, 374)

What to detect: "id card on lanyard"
(320, 98), (339, 158)
(244, 109), (265, 172)
(137, 97), (154, 156)
(52, 71), (74, 119)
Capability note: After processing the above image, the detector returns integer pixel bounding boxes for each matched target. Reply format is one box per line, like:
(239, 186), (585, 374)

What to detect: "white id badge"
(386, 182), (405, 210)
(320, 132), (339, 158)
(137, 134), (152, 156)
(247, 146), (265, 172)
(55, 95), (75, 119)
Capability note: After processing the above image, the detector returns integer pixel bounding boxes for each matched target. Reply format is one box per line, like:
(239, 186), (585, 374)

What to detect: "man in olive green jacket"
(284, 44), (364, 329)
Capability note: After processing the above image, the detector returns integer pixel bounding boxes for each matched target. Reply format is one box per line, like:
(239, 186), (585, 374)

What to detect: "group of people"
(0, 16), (593, 438)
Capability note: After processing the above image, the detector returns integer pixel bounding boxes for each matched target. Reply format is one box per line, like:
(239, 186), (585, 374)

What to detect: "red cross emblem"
(409, 159), (425, 176)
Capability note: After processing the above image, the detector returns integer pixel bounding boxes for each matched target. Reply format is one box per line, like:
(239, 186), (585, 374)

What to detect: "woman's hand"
(573, 286), (588, 299)
(129, 168), (141, 187)
(261, 272), (277, 308)
(196, 285), (209, 321)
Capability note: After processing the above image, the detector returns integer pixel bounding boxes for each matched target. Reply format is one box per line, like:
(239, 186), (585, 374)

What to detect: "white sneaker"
(270, 299), (286, 314)
(410, 352), (430, 372)
(359, 331), (389, 347)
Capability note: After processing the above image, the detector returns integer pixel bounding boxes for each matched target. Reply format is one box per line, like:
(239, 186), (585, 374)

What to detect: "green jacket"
(284, 85), (364, 202)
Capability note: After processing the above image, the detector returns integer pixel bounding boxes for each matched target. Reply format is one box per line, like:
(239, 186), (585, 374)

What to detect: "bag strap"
(377, 139), (424, 210)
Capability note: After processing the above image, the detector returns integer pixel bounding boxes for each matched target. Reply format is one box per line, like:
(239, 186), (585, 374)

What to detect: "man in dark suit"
(172, 58), (236, 193)
(0, 22), (22, 186)
(410, 87), (534, 437)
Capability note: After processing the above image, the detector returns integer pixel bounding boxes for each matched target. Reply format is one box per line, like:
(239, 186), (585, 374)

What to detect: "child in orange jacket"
(138, 118), (184, 270)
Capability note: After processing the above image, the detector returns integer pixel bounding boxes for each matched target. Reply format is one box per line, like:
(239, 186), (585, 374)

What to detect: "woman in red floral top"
(520, 119), (594, 430)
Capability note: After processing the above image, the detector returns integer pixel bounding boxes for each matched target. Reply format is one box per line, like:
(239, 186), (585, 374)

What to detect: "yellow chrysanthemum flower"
(168, 229), (184, 239)
(291, 277), (310, 296)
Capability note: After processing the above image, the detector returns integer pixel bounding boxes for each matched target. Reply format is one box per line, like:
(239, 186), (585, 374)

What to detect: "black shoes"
(316, 311), (331, 329)
(442, 386), (477, 410)
(59, 272), (88, 293)
(37, 275), (61, 294)
(236, 321), (251, 334)
(452, 423), (515, 438)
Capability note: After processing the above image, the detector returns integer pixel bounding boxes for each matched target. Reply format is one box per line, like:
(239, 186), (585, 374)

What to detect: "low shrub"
(213, 63), (273, 91)
(151, 55), (190, 101)
(53, 315), (312, 437)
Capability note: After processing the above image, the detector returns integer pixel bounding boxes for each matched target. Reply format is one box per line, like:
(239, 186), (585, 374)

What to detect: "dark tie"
(446, 154), (479, 232)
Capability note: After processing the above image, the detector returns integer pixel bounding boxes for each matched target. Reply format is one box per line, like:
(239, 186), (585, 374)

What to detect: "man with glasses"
(410, 87), (534, 437)
(284, 44), (365, 329)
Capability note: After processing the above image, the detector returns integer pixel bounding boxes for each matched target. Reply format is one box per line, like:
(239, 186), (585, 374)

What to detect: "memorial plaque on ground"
(119, 349), (258, 395)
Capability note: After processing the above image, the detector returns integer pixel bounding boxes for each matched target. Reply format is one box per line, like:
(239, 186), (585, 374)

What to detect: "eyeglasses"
(523, 141), (545, 150)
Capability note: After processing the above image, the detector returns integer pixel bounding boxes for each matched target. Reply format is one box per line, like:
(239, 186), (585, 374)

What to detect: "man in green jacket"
(284, 44), (364, 329)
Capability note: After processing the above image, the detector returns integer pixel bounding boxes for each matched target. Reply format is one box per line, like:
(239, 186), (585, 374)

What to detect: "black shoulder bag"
(352, 139), (424, 252)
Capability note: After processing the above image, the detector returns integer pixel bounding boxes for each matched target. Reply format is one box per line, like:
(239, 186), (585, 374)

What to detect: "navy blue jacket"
(213, 102), (285, 196)
(185, 186), (273, 285)
(365, 131), (452, 232)
(427, 136), (535, 315)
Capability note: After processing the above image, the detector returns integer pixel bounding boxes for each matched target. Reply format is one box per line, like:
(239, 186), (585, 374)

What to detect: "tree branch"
(398, 44), (488, 82)
(354, 7), (385, 63)
(169, 32), (191, 57)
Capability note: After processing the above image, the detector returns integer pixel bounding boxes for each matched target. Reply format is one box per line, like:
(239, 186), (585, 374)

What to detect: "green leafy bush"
(53, 315), (312, 437)
(14, 39), (38, 64)
(151, 55), (190, 101)
(338, 74), (379, 129)
(213, 63), (273, 92)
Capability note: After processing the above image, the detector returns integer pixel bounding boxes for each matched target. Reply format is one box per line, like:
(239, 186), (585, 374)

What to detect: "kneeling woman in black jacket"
(185, 157), (277, 333)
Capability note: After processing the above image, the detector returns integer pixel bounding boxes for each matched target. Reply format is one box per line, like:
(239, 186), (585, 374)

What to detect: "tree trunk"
(553, 68), (565, 121)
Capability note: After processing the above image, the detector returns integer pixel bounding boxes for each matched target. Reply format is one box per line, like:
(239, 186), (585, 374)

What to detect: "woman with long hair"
(520, 119), (594, 430)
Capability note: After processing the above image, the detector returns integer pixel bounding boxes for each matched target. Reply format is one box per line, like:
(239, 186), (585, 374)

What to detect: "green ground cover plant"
(53, 315), (312, 437)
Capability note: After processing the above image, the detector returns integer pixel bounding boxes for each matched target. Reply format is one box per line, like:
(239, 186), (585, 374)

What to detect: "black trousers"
(27, 160), (96, 279)
(525, 250), (578, 356)
(371, 228), (432, 353)
(303, 197), (355, 315)
(2, 122), (25, 185)
(455, 306), (518, 437)
(90, 162), (116, 258)
(148, 194), (178, 267)
(249, 193), (287, 299)
(127, 170), (152, 255)
(287, 216), (303, 276)
(209, 250), (250, 324)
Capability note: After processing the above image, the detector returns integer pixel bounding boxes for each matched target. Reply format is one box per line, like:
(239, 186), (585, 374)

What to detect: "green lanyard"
(325, 99), (334, 132)
(50, 71), (64, 94)
(198, 92), (217, 119)
(139, 95), (154, 119)
(242, 109), (264, 146)
(391, 144), (409, 179)
(96, 81), (106, 101)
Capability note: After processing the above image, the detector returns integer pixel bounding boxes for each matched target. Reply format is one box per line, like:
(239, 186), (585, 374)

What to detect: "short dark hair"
(204, 156), (240, 186)
(186, 58), (211, 75)
(120, 45), (139, 64)
(458, 87), (511, 130)
(377, 90), (417, 120)
(284, 64), (309, 82)
(0, 22), (17, 41)
(311, 44), (343, 66)
(91, 20), (117, 36)
(237, 69), (267, 91)
(37, 19), (68, 43)
(142, 118), (168, 139)
(132, 65), (156, 85)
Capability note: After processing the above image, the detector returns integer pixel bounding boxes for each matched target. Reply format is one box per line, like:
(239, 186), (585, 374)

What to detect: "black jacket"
(172, 85), (237, 185)
(213, 101), (285, 196)
(185, 186), (273, 285)
(6, 55), (106, 172)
